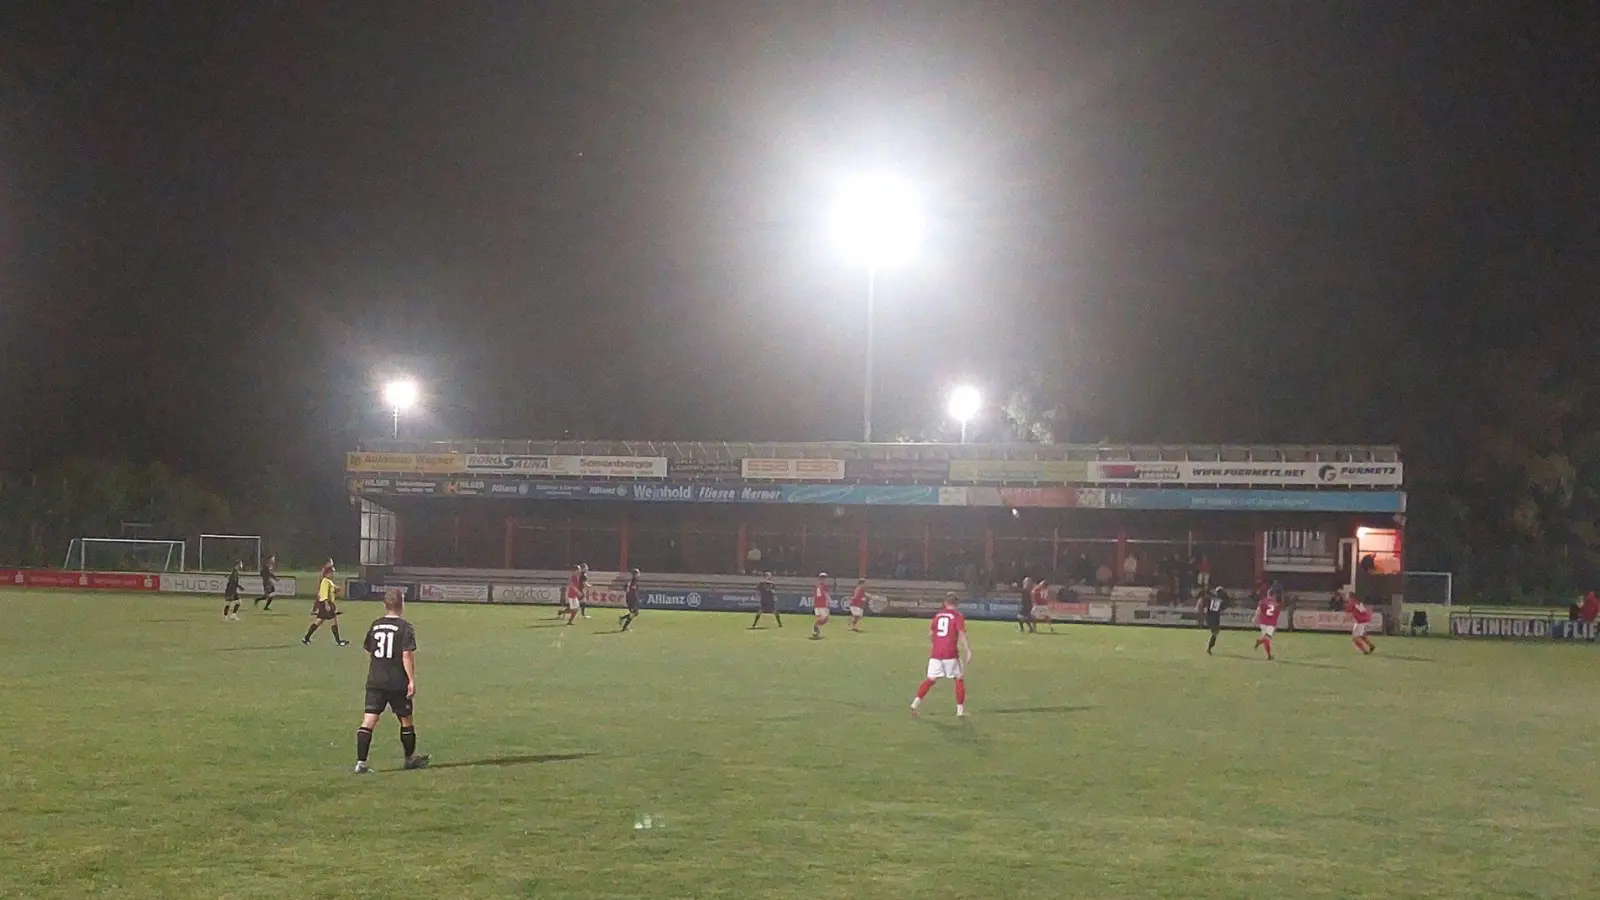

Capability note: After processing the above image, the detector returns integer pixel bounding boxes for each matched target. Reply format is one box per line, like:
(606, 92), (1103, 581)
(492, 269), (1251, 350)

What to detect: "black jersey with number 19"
(363, 616), (417, 691)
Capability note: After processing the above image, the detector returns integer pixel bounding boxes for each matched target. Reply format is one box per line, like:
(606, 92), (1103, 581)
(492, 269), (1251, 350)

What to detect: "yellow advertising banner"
(946, 459), (1090, 484)
(345, 452), (465, 475)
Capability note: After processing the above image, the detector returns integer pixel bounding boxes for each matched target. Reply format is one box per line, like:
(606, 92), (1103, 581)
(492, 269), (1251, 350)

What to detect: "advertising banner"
(1104, 489), (1405, 513)
(1114, 602), (1258, 629)
(418, 582), (489, 603)
(1035, 598), (1116, 623)
(1448, 615), (1597, 640)
(844, 458), (952, 481)
(348, 477), (440, 496)
(741, 458), (847, 481)
(1090, 461), (1403, 487)
(1264, 528), (1339, 572)
(948, 460), (1090, 484)
(460, 454), (667, 478)
(158, 573), (301, 597)
(668, 459), (743, 480)
(490, 584), (563, 605)
(1291, 609), (1386, 632)
(780, 484), (941, 505)
(345, 452), (461, 475)
(345, 581), (418, 602)
(631, 484), (785, 503)
(1, 569), (161, 591)
(997, 487), (1104, 509)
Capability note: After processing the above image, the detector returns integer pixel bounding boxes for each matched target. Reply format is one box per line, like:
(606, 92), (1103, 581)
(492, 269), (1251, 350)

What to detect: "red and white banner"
(491, 584), (563, 604)
(1089, 461), (1402, 487)
(1036, 599), (1115, 623)
(1, 569), (160, 591)
(740, 458), (846, 481)
(1291, 609), (1386, 632)
(418, 582), (489, 602)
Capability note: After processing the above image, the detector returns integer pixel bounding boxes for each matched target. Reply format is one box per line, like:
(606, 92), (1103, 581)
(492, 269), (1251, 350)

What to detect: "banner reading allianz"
(347, 452), (666, 478)
(1088, 460), (1403, 487)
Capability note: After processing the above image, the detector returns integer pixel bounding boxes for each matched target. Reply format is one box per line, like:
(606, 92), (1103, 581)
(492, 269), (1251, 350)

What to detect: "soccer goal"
(198, 534), (264, 572)
(63, 538), (186, 573)
(1403, 571), (1454, 606)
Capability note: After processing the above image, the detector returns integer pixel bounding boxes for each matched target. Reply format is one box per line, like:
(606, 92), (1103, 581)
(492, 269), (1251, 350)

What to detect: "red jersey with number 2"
(814, 585), (830, 610)
(1256, 597), (1283, 627)
(850, 586), (866, 608)
(1344, 596), (1373, 624)
(930, 609), (966, 660)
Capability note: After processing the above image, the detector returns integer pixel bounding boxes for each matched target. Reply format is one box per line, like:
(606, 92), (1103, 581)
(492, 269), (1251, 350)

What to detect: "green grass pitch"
(2, 591), (1597, 899)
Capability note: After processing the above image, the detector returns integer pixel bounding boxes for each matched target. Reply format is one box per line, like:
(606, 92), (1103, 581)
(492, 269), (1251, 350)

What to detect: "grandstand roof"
(356, 439), (1400, 464)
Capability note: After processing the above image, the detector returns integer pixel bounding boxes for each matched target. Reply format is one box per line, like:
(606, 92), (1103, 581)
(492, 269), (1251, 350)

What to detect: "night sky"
(3, 2), (1597, 486)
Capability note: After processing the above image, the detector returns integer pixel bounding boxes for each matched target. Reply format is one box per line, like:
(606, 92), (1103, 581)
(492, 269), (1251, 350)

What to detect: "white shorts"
(1258, 625), (1276, 638)
(1033, 607), (1052, 620)
(814, 609), (829, 621)
(1351, 623), (1368, 638)
(926, 658), (963, 680)
(849, 606), (864, 617)
(566, 596), (581, 610)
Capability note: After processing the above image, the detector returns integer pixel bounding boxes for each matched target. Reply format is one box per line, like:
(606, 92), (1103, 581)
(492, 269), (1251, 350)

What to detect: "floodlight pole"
(960, 420), (969, 444)
(392, 406), (401, 439)
(864, 265), (876, 443)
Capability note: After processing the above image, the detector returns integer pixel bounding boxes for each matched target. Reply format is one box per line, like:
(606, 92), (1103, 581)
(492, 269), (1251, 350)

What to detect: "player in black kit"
(253, 555), (278, 610)
(222, 562), (243, 621)
(1201, 586), (1230, 655)
(354, 589), (430, 774)
(619, 569), (642, 631)
(751, 572), (781, 628)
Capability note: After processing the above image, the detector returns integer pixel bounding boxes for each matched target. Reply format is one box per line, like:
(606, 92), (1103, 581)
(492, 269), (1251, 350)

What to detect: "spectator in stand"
(1121, 552), (1139, 587)
(744, 544), (762, 574)
(1075, 553), (1095, 586)
(1096, 561), (1114, 596)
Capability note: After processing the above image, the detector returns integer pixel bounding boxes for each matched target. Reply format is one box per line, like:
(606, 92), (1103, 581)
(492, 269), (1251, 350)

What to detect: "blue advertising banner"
(344, 580), (418, 602)
(1103, 489), (1405, 513)
(781, 484), (942, 505)
(1449, 615), (1599, 640)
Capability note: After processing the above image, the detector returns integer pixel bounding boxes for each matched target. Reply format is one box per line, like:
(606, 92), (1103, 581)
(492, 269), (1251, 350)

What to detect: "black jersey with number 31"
(363, 616), (417, 691)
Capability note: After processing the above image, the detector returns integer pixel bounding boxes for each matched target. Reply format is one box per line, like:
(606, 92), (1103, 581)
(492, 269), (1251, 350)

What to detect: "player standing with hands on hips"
(354, 589), (430, 774)
(911, 593), (972, 718)
(810, 573), (831, 640)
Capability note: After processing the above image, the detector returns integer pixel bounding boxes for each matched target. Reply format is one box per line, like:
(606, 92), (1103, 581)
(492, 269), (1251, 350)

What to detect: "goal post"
(198, 534), (264, 572)
(64, 538), (186, 573)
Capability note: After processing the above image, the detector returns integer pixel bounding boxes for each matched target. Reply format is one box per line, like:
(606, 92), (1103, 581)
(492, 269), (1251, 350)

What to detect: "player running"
(1200, 586), (1230, 655)
(222, 561), (243, 621)
(563, 565), (583, 626)
(848, 579), (868, 632)
(619, 569), (642, 631)
(1032, 578), (1056, 633)
(253, 555), (278, 610)
(810, 573), (831, 640)
(1344, 588), (1376, 654)
(303, 565), (349, 646)
(1254, 581), (1283, 660)
(751, 572), (781, 628)
(353, 589), (430, 774)
(911, 593), (972, 718)
(1017, 577), (1036, 633)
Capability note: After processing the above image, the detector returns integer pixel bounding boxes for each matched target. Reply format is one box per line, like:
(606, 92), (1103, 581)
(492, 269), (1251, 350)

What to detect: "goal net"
(64, 538), (186, 573)
(198, 534), (264, 572)
(1403, 571), (1453, 606)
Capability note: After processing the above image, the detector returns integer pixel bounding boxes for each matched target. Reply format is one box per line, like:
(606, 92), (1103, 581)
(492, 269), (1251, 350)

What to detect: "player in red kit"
(848, 579), (867, 632)
(912, 594), (971, 718)
(810, 573), (831, 640)
(1032, 579), (1056, 633)
(563, 565), (583, 626)
(1343, 588), (1376, 654)
(1254, 581), (1283, 660)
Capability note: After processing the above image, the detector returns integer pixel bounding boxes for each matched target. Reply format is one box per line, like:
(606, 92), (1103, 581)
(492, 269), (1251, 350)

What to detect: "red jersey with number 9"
(930, 609), (966, 659)
(1256, 598), (1283, 627)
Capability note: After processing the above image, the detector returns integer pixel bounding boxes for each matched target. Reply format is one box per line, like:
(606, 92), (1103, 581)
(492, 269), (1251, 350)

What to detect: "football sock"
(400, 726), (417, 758)
(356, 727), (373, 763)
(751, 614), (761, 627)
(330, 624), (342, 642)
(303, 623), (320, 642)
(774, 614), (781, 627)
(1262, 637), (1273, 658)
(1207, 633), (1218, 652)
(915, 679), (935, 701)
(954, 679), (966, 705)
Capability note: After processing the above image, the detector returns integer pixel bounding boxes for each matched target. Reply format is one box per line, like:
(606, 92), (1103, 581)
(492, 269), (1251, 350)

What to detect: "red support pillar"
(502, 516), (516, 569)
(983, 522), (995, 578)
(619, 515), (631, 572)
(452, 512), (462, 566)
(736, 520), (749, 574)
(922, 521), (932, 576)
(857, 517), (869, 580)
(800, 523), (809, 573)
(1051, 525), (1061, 572)
(393, 513), (405, 566)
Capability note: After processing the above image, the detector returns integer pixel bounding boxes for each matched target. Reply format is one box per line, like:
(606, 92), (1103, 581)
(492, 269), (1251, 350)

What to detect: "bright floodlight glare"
(947, 385), (981, 424)
(384, 379), (419, 412)
(832, 174), (924, 268)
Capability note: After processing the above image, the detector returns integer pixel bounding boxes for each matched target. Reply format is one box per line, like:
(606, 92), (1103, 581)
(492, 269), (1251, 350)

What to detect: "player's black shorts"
(364, 688), (413, 718)
(626, 601), (640, 614)
(313, 600), (339, 620)
(225, 589), (239, 601)
(759, 599), (776, 613)
(1205, 613), (1222, 631)
(1018, 605), (1034, 620)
